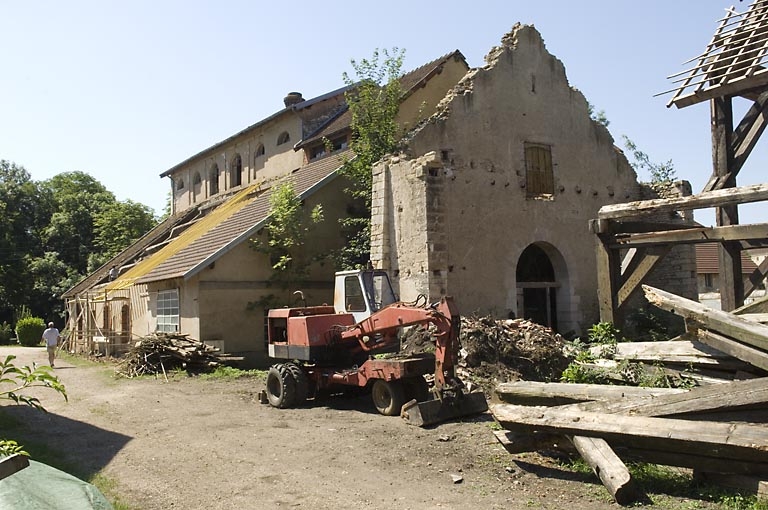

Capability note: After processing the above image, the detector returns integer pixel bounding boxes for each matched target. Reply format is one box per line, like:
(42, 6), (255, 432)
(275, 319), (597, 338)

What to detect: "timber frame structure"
(595, 0), (768, 325)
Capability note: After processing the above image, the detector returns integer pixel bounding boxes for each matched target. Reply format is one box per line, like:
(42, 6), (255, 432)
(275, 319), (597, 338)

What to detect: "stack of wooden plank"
(117, 332), (221, 378)
(490, 285), (768, 504)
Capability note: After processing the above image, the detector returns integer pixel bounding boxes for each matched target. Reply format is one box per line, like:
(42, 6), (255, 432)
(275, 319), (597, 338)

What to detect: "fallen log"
(569, 435), (641, 505)
(495, 381), (684, 406)
(643, 285), (768, 352)
(490, 403), (768, 463)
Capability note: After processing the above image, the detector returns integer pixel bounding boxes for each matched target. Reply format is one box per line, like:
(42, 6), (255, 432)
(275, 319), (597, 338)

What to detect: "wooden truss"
(596, 1), (768, 324)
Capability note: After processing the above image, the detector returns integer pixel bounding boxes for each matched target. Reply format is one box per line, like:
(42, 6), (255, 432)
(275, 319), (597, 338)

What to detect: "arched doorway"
(516, 243), (561, 330)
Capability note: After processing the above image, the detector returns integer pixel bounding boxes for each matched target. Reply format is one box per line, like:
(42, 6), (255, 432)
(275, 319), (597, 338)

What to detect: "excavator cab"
(333, 269), (397, 323)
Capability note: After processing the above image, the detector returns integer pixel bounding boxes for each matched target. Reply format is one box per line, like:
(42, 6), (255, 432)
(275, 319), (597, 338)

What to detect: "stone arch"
(277, 131), (290, 145)
(515, 242), (570, 332)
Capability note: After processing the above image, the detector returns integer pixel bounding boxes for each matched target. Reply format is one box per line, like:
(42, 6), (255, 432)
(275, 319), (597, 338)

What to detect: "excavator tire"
(265, 364), (296, 408)
(371, 379), (406, 416)
(284, 362), (309, 406)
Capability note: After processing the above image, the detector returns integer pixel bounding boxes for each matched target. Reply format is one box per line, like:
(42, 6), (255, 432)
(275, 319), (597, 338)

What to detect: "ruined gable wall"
(373, 25), (643, 334)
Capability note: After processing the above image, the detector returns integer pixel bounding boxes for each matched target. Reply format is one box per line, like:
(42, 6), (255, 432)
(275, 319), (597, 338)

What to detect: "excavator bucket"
(400, 391), (488, 427)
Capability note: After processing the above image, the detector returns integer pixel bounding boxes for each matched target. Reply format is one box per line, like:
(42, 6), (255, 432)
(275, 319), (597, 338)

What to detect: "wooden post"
(711, 96), (744, 310)
(595, 234), (621, 325)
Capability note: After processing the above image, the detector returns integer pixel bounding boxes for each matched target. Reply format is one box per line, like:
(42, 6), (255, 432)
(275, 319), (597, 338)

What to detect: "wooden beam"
(596, 235), (621, 324)
(569, 436), (641, 505)
(643, 285), (768, 352)
(740, 313), (768, 323)
(590, 338), (754, 370)
(745, 257), (768, 298)
(597, 184), (768, 221)
(616, 246), (670, 308)
(611, 224), (768, 248)
(490, 404), (768, 462)
(670, 71), (768, 109)
(494, 381), (684, 406)
(696, 328), (768, 371)
(570, 376), (768, 418)
(704, 89), (768, 192)
(0, 454), (29, 481)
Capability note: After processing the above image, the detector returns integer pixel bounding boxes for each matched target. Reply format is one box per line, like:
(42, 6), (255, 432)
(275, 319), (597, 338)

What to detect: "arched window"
(230, 154), (242, 188)
(192, 172), (202, 203)
(209, 164), (220, 195)
(176, 178), (185, 191)
(255, 143), (265, 157)
(277, 132), (290, 145)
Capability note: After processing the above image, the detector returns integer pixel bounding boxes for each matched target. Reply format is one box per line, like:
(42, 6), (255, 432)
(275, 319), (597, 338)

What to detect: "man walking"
(41, 322), (60, 368)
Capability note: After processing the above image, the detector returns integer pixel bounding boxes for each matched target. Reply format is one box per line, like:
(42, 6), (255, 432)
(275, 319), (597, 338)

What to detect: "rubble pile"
(117, 332), (221, 378)
(401, 315), (572, 393)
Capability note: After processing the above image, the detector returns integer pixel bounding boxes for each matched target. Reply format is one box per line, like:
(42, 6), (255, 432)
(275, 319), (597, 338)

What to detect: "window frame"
(156, 289), (180, 333)
(524, 142), (554, 197)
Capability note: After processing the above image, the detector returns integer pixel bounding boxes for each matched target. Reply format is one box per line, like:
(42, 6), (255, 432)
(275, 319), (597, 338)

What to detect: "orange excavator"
(263, 269), (488, 426)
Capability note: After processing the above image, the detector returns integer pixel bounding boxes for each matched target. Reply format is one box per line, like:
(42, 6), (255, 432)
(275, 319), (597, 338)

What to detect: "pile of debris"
(116, 332), (221, 378)
(401, 315), (572, 393)
(490, 285), (768, 504)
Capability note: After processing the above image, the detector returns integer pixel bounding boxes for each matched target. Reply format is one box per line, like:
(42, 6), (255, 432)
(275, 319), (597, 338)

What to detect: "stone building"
(370, 24), (695, 336)
(62, 52), (469, 365)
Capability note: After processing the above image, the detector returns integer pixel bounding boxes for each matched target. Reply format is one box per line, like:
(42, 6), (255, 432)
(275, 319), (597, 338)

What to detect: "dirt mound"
(402, 316), (572, 394)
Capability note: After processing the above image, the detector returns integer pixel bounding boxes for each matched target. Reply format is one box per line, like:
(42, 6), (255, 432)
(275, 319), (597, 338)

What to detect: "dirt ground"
(0, 345), (718, 510)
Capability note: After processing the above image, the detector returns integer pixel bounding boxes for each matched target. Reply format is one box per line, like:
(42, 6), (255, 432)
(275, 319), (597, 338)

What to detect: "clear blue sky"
(1, 1), (764, 224)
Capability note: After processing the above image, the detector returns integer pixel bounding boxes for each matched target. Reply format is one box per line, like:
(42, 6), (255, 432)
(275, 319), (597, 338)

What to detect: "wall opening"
(516, 243), (566, 331)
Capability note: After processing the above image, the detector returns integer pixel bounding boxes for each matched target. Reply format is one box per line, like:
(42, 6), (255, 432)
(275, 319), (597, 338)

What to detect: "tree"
(587, 102), (610, 128)
(622, 136), (677, 197)
(250, 182), (323, 294)
(40, 171), (116, 274)
(0, 161), (45, 323)
(93, 199), (157, 260)
(336, 48), (405, 269)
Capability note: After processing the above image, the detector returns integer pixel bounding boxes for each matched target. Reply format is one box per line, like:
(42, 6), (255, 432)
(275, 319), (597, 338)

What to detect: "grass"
(564, 458), (768, 509)
(197, 365), (267, 380)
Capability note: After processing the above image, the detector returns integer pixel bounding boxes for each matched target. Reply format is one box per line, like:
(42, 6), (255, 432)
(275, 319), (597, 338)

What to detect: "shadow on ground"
(0, 405), (131, 481)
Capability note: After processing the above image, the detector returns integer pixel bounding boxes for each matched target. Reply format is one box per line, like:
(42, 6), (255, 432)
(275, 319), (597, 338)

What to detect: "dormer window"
(309, 135), (348, 161)
(277, 132), (290, 145)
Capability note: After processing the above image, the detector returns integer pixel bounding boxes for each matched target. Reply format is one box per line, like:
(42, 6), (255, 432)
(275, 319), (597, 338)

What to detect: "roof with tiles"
(133, 150), (352, 285)
(296, 50), (466, 149)
(695, 243), (758, 274)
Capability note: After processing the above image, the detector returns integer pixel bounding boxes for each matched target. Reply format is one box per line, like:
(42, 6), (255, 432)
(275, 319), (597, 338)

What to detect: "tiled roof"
(135, 150), (352, 284)
(62, 206), (202, 298)
(696, 243), (758, 274)
(296, 50), (466, 149)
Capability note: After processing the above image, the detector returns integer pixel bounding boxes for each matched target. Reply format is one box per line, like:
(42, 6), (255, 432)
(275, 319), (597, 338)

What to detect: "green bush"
(15, 317), (46, 347)
(0, 322), (13, 345)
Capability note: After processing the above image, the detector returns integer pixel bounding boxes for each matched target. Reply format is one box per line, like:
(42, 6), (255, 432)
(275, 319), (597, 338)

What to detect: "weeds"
(198, 365), (266, 380)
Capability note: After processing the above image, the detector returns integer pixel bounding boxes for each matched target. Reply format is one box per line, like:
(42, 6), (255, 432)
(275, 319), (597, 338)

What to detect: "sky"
(1, 1), (765, 225)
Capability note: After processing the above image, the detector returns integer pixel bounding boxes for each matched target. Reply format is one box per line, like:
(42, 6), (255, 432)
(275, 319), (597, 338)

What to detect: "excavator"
(263, 269), (488, 426)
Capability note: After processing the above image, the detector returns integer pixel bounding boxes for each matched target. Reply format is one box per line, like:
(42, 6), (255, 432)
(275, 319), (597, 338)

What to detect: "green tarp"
(0, 460), (112, 509)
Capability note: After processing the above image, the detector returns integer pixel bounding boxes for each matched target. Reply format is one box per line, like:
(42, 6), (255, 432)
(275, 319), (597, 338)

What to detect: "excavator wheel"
(371, 379), (406, 416)
(265, 364), (296, 408)
(284, 362), (309, 406)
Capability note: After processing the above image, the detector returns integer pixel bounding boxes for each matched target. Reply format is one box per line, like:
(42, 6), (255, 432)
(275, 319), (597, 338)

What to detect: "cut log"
(494, 381), (684, 406)
(569, 435), (641, 505)
(643, 285), (768, 352)
(490, 403), (768, 463)
(493, 429), (572, 454)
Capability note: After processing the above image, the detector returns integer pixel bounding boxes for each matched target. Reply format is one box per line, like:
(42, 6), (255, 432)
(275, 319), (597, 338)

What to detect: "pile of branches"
(116, 332), (221, 378)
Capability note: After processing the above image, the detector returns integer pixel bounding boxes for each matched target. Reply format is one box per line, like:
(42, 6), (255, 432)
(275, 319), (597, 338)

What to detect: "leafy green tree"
(622, 136), (677, 197)
(0, 161), (46, 323)
(94, 199), (157, 260)
(251, 182), (323, 291)
(336, 48), (405, 269)
(40, 171), (116, 274)
(28, 252), (82, 319)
